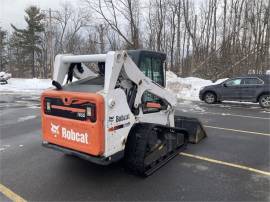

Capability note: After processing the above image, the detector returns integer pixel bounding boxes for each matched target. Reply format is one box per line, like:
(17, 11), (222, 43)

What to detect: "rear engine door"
(41, 91), (105, 156)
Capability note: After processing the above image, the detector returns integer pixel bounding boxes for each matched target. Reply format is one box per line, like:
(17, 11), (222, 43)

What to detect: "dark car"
(199, 75), (270, 108)
(0, 77), (8, 85)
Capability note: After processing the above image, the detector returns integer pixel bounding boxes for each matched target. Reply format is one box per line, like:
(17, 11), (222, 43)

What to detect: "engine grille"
(44, 97), (96, 122)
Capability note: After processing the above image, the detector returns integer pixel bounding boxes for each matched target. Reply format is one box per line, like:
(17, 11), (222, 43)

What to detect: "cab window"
(140, 57), (152, 79)
(152, 58), (163, 85)
(141, 91), (167, 114)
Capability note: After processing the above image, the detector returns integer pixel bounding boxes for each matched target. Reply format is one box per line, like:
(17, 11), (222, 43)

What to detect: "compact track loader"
(41, 50), (206, 176)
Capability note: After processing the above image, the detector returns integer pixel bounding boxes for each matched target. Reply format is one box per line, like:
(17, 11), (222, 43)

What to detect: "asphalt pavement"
(0, 93), (269, 201)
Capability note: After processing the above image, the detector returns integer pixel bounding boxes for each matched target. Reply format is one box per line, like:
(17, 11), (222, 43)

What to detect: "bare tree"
(84, 0), (140, 49)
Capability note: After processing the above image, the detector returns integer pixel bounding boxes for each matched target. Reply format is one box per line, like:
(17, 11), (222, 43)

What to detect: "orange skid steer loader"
(41, 50), (206, 176)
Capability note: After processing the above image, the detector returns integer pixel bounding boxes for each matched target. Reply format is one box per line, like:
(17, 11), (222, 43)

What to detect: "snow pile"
(0, 70), (227, 100)
(0, 78), (52, 93)
(166, 73), (227, 101)
(0, 72), (12, 80)
(166, 71), (178, 80)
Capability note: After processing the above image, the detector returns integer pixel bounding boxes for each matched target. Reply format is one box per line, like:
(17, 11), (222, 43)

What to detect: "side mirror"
(223, 83), (227, 87)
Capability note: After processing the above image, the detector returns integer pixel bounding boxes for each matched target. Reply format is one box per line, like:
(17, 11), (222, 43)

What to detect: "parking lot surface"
(0, 93), (269, 201)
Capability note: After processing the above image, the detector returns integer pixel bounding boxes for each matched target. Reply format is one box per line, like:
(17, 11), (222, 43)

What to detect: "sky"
(0, 0), (70, 32)
(0, 0), (204, 33)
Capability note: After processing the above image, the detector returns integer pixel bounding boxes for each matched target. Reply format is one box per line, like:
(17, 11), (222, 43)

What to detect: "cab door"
(139, 56), (165, 104)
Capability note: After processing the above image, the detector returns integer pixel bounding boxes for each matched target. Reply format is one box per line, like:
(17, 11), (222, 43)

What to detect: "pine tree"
(11, 6), (44, 77)
(0, 27), (8, 72)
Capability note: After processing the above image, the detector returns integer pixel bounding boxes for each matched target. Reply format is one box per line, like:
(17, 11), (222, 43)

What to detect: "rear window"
(62, 76), (104, 93)
(241, 78), (263, 85)
(63, 63), (105, 92)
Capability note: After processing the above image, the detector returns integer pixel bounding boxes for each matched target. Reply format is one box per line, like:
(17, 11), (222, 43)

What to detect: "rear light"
(87, 105), (96, 122)
(46, 101), (51, 111)
(86, 107), (92, 116)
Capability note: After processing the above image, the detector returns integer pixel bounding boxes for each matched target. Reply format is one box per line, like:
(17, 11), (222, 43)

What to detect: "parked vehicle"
(41, 50), (207, 177)
(0, 72), (11, 85)
(0, 77), (8, 85)
(199, 75), (270, 108)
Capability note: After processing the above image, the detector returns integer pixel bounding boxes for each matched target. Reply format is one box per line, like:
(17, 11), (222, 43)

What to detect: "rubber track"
(124, 123), (154, 176)
(124, 123), (188, 177)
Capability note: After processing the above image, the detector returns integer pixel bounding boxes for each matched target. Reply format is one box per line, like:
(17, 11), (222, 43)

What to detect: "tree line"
(0, 0), (269, 80)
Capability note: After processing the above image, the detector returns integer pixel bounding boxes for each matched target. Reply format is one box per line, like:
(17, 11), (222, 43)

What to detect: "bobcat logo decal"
(51, 123), (60, 137)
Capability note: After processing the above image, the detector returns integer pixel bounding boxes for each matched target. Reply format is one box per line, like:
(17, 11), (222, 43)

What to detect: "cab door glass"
(140, 57), (152, 79)
(140, 56), (164, 103)
(140, 56), (164, 86)
(152, 58), (163, 85)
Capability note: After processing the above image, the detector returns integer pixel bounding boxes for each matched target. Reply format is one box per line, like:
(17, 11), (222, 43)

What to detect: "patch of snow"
(214, 78), (228, 84)
(221, 113), (231, 116)
(3, 145), (10, 147)
(166, 71), (178, 80)
(224, 101), (258, 105)
(0, 78), (51, 93)
(0, 72), (12, 80)
(0, 71), (228, 103)
(166, 75), (228, 101)
(27, 105), (40, 109)
(18, 115), (37, 122)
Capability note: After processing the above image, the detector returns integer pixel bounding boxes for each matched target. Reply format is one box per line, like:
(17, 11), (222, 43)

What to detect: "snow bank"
(0, 70), (227, 101)
(166, 73), (227, 101)
(0, 78), (52, 93)
(0, 72), (12, 80)
(166, 71), (178, 80)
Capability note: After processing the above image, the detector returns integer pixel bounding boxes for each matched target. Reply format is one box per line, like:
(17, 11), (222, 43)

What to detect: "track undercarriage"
(124, 123), (189, 176)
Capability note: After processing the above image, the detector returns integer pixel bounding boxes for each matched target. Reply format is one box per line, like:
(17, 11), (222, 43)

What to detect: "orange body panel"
(41, 90), (105, 156)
